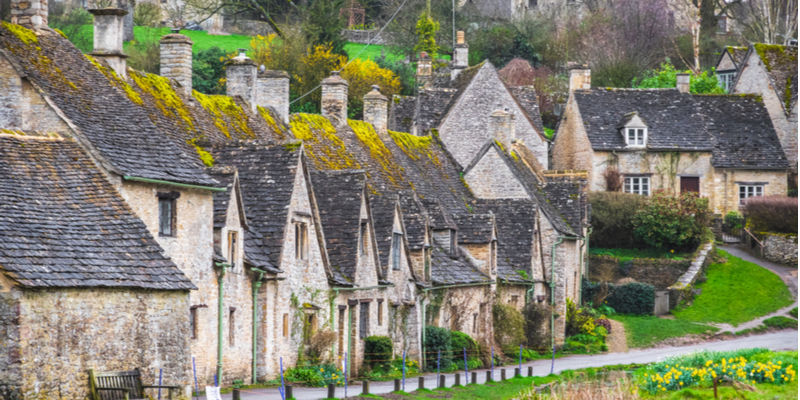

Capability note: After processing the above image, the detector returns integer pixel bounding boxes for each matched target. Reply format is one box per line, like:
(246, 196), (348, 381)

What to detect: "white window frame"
(625, 128), (647, 147)
(718, 72), (735, 93)
(739, 185), (763, 206)
(624, 176), (650, 196)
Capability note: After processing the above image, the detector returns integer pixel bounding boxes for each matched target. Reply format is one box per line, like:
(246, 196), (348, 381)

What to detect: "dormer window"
(626, 128), (646, 147)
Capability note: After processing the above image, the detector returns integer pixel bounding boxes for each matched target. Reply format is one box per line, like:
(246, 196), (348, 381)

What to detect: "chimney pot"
(452, 31), (469, 80)
(568, 63), (591, 93)
(89, 8), (129, 78)
(226, 52), (257, 112)
(321, 71), (349, 123)
(676, 73), (691, 93)
(160, 32), (193, 97)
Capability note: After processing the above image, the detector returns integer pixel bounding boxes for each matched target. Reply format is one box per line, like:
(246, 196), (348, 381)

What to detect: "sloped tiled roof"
(430, 238), (492, 285)
(542, 175), (587, 235)
(0, 132), (194, 290)
(243, 229), (279, 273)
(388, 95), (417, 133)
(508, 86), (545, 136)
(398, 194), (427, 251)
(751, 44), (798, 113)
(452, 214), (494, 244)
(0, 25), (216, 187)
(369, 194), (399, 269)
(476, 199), (537, 283)
(210, 141), (301, 264)
(208, 167), (237, 228)
(415, 88), (458, 134)
(312, 170), (367, 283)
(693, 94), (790, 169)
(574, 88), (712, 151)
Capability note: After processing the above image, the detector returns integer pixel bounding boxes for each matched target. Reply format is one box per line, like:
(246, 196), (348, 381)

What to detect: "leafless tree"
(730, 0), (798, 45)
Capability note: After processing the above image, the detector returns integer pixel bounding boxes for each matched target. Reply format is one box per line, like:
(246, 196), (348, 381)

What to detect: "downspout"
(348, 305), (353, 378)
(420, 295), (426, 369)
(215, 262), (230, 384)
(251, 268), (266, 384)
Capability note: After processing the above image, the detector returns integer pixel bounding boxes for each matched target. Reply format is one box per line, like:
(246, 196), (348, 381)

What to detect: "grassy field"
(609, 315), (718, 349)
(671, 250), (794, 326)
(590, 247), (692, 260)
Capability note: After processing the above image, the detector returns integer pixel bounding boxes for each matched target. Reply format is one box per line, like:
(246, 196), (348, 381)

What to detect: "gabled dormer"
(618, 112), (647, 148)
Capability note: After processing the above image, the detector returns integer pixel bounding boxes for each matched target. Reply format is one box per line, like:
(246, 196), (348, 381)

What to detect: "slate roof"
(398, 194), (427, 251)
(452, 214), (494, 244)
(476, 199), (537, 283)
(693, 94), (790, 169)
(0, 26), (217, 187)
(208, 167), (237, 229)
(508, 86), (545, 136)
(369, 194), (399, 269)
(243, 229), (280, 273)
(0, 132), (195, 290)
(430, 238), (492, 285)
(541, 175), (586, 235)
(210, 141), (301, 266)
(388, 96), (417, 133)
(749, 45), (798, 113)
(415, 89), (458, 134)
(312, 170), (367, 283)
(574, 88), (712, 151)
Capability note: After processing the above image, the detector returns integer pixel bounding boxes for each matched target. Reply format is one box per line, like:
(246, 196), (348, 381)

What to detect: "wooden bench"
(89, 368), (181, 400)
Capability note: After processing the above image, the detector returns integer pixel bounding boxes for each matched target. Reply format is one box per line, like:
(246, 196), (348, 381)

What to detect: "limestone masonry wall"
(762, 233), (798, 266)
(0, 55), (71, 133)
(588, 255), (692, 290)
(465, 148), (529, 199)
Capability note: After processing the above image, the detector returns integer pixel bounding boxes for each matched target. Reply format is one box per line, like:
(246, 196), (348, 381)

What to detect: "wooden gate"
(654, 290), (670, 315)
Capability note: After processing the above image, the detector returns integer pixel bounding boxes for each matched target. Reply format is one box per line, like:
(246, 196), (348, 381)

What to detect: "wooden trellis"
(340, 0), (365, 28)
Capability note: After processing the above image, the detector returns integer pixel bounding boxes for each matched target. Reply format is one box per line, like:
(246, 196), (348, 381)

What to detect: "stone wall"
(464, 147), (529, 199)
(0, 286), (192, 399)
(588, 255), (692, 290)
(0, 54), (71, 133)
(762, 233), (798, 266)
(256, 71), (290, 124)
(160, 34), (194, 97)
(536, 213), (579, 345)
(428, 285), (495, 345)
(343, 29), (393, 45)
(222, 19), (275, 36)
(711, 169), (788, 214)
(551, 92), (595, 174)
(226, 60), (257, 112)
(668, 242), (715, 309)
(10, 0), (47, 27)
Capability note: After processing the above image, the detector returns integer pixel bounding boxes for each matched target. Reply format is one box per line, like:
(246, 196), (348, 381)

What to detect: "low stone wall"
(223, 19), (275, 37)
(668, 241), (715, 309)
(762, 233), (798, 266)
(343, 29), (394, 45)
(588, 255), (691, 290)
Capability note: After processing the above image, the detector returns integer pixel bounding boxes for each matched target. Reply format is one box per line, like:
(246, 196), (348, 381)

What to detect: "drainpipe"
(348, 305), (353, 377)
(420, 295), (426, 369)
(251, 268), (266, 384)
(215, 262), (230, 384)
(577, 227), (592, 305)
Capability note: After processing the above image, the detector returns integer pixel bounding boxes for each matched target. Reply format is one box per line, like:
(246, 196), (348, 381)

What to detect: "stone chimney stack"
(676, 73), (691, 93)
(321, 71), (348, 123)
(363, 85), (388, 136)
(491, 109), (515, 149)
(451, 31), (469, 80)
(417, 52), (432, 89)
(226, 48), (257, 112)
(568, 63), (591, 93)
(89, 8), (129, 79)
(159, 30), (193, 97)
(10, 0), (47, 28)
(256, 69), (290, 124)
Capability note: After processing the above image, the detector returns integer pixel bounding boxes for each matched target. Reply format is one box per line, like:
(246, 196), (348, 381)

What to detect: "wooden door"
(680, 177), (700, 193)
(654, 291), (670, 315)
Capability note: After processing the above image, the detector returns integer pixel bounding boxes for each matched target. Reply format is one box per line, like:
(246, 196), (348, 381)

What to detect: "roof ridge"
(0, 130), (69, 140)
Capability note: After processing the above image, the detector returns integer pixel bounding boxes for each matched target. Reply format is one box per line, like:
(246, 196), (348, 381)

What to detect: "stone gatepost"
(226, 49), (257, 112)
(256, 70), (290, 124)
(490, 109), (515, 149)
(363, 85), (388, 137)
(10, 0), (47, 28)
(160, 30), (194, 97)
(451, 31), (469, 80)
(321, 71), (348, 124)
(89, 8), (129, 78)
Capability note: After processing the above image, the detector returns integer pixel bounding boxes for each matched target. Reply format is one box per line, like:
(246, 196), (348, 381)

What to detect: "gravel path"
(606, 319), (628, 353)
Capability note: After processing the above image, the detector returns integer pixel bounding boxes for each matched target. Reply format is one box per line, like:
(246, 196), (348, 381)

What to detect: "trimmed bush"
(423, 326), (452, 371)
(606, 282), (655, 315)
(364, 336), (393, 368)
(633, 190), (712, 250)
(763, 316), (798, 330)
(588, 192), (642, 249)
(582, 279), (615, 306)
(565, 299), (595, 337)
(522, 302), (551, 350)
(450, 331), (478, 364)
(493, 304), (526, 356)
(745, 196), (798, 234)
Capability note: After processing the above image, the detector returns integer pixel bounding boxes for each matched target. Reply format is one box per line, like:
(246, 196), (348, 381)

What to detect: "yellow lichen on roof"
(188, 138), (214, 167)
(85, 55), (142, 105)
(1, 21), (37, 44)
(290, 113), (360, 170)
(130, 70), (194, 130)
(388, 130), (441, 167)
(193, 91), (255, 139)
(257, 105), (287, 140)
(349, 120), (407, 188)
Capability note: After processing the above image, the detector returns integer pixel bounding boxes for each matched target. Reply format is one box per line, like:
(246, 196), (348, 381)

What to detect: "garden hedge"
(606, 282), (655, 315)
(588, 192), (642, 249)
(364, 336), (393, 367)
(450, 331), (478, 363)
(423, 326), (453, 370)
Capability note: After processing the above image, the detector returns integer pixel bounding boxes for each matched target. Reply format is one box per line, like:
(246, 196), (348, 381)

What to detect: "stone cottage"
(726, 44), (798, 173)
(551, 64), (791, 214)
(714, 46), (749, 92)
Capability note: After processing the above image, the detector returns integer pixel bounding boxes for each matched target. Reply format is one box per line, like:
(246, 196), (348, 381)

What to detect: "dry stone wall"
(588, 255), (692, 290)
(762, 233), (798, 266)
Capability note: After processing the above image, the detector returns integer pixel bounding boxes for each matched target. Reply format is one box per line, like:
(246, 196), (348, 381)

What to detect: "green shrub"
(424, 326), (452, 371)
(522, 302), (551, 350)
(763, 316), (798, 330)
(493, 304), (526, 357)
(724, 210), (744, 227)
(791, 307), (798, 319)
(285, 364), (344, 387)
(192, 47), (228, 95)
(364, 336), (393, 368)
(606, 282), (655, 315)
(744, 196), (798, 234)
(450, 331), (478, 364)
(633, 190), (712, 250)
(633, 60), (725, 94)
(588, 192), (642, 249)
(582, 280), (615, 307)
(565, 299), (595, 337)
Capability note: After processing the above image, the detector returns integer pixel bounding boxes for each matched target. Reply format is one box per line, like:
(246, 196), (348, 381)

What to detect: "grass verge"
(672, 250), (794, 326)
(610, 315), (718, 349)
(763, 316), (798, 330)
(590, 247), (692, 260)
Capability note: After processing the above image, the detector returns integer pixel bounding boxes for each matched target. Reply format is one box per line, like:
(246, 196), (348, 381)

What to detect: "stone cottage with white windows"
(552, 64), (791, 214)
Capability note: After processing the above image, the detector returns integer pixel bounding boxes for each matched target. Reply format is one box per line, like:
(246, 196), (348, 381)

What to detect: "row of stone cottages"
(0, 7), (588, 400)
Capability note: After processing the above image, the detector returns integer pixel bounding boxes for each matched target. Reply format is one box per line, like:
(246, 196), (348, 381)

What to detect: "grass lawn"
(590, 247), (692, 260)
(543, 127), (554, 140)
(610, 315), (718, 349)
(671, 250), (794, 326)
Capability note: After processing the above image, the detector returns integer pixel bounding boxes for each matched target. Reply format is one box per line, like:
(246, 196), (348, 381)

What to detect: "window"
(190, 308), (198, 339)
(295, 222), (308, 260)
(360, 221), (368, 256)
(626, 128), (646, 147)
(472, 313), (478, 334)
(228, 231), (238, 269)
(391, 233), (402, 270)
(359, 303), (370, 339)
(229, 308), (236, 346)
(304, 314), (317, 343)
(377, 300), (384, 326)
(624, 177), (650, 196)
(510, 295), (519, 306)
(528, 0), (537, 6)
(718, 73), (735, 92)
(283, 313), (289, 338)
(717, 16), (727, 33)
(739, 185), (764, 205)
(450, 230), (457, 258)
(158, 197), (176, 236)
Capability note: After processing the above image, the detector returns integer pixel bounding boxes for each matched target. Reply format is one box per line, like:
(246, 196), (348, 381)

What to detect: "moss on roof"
(193, 90), (255, 139)
(348, 119), (408, 189)
(290, 113), (360, 170)
(257, 105), (287, 140)
(1, 21), (37, 44)
(129, 70), (195, 130)
(388, 130), (441, 166)
(754, 44), (797, 72)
